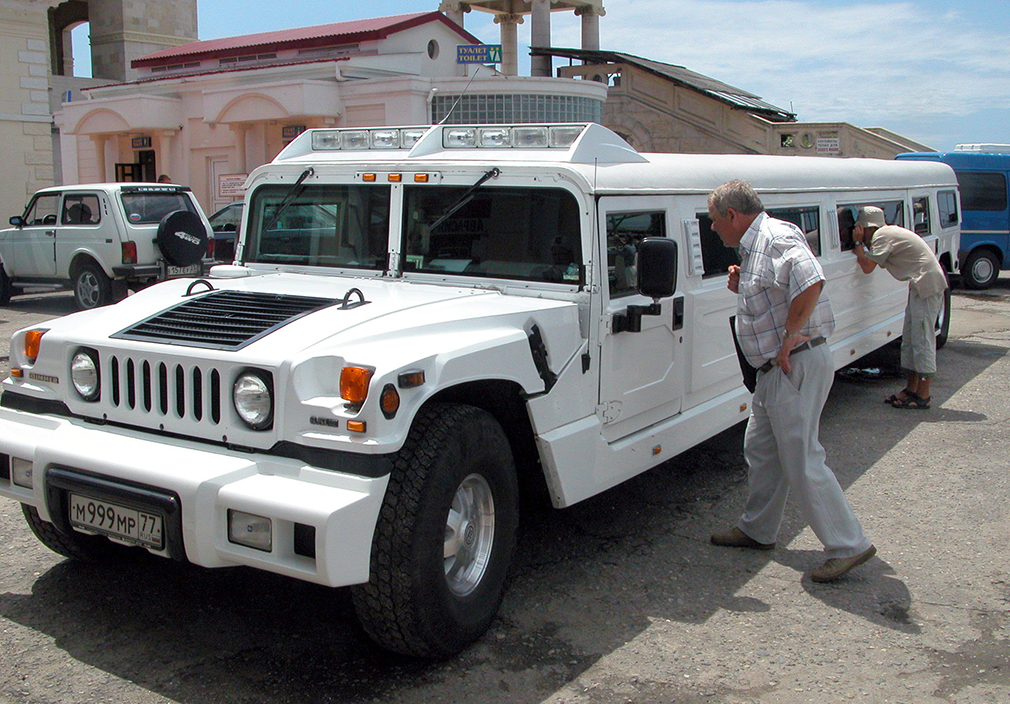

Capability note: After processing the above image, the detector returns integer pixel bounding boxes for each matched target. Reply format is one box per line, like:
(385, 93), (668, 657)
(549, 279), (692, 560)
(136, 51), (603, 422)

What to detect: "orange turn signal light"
(347, 420), (367, 433)
(414, 173), (429, 183)
(362, 173), (377, 182)
(340, 366), (373, 405)
(387, 173), (402, 182)
(25, 330), (45, 362)
(380, 384), (400, 418)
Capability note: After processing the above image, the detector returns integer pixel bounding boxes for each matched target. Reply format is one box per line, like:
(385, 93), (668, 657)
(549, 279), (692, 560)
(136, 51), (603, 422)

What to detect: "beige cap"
(855, 206), (886, 229)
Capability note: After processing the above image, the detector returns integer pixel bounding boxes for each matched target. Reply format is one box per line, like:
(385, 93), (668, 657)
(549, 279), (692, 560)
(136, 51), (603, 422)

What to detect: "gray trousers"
(901, 287), (944, 376)
(738, 344), (872, 559)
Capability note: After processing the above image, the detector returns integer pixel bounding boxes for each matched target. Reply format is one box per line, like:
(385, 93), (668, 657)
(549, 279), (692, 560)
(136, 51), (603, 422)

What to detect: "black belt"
(757, 336), (826, 373)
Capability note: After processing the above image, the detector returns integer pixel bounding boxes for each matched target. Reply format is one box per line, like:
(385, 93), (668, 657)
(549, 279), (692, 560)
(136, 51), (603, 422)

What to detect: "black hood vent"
(113, 290), (339, 350)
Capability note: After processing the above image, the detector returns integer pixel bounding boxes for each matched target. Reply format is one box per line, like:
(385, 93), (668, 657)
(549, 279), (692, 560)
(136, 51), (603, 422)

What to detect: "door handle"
(45, 230), (55, 236)
(672, 296), (685, 331)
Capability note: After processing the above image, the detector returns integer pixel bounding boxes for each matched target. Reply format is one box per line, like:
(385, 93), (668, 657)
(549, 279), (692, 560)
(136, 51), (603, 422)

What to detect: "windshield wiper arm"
(427, 167), (500, 232)
(260, 167), (314, 234)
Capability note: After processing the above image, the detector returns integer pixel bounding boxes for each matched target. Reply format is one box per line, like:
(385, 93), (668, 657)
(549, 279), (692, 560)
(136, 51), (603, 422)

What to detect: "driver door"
(6, 192), (61, 278)
(598, 198), (685, 442)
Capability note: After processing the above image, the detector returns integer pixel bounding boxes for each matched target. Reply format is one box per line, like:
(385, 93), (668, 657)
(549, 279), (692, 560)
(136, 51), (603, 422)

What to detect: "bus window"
(957, 172), (1007, 211)
(938, 190), (959, 227)
(696, 214), (740, 278)
(767, 206), (821, 256)
(606, 211), (665, 296)
(838, 200), (904, 249)
(912, 197), (930, 235)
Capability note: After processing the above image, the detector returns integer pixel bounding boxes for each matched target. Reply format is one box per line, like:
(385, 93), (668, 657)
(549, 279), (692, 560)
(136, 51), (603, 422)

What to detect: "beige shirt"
(864, 225), (947, 298)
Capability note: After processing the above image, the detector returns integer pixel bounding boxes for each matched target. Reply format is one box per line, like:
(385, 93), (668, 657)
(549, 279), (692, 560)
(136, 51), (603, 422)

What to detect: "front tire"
(73, 261), (112, 310)
(351, 403), (519, 658)
(962, 249), (1000, 290)
(0, 267), (12, 305)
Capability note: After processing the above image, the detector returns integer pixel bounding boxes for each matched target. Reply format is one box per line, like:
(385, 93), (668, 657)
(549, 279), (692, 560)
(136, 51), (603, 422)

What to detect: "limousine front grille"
(113, 290), (338, 350)
(105, 355), (224, 425)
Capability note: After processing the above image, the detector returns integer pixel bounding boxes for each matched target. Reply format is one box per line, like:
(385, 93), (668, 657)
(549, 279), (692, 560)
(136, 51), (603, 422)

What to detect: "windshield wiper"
(260, 167), (314, 234)
(427, 167), (500, 232)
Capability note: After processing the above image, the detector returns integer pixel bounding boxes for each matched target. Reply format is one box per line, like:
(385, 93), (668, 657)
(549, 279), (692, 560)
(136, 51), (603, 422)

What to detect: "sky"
(74, 0), (1010, 152)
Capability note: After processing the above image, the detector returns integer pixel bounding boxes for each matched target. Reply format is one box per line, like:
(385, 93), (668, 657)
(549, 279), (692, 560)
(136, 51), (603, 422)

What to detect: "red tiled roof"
(133, 11), (481, 68)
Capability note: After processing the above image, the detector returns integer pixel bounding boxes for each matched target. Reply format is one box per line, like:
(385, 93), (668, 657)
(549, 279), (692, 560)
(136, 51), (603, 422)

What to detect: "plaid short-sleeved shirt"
(735, 213), (835, 368)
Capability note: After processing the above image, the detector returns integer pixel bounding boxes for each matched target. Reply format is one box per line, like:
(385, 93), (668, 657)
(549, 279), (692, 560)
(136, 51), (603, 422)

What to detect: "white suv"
(0, 183), (212, 310)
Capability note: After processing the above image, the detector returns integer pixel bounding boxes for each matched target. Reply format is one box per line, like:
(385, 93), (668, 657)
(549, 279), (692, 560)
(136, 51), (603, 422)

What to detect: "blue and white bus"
(898, 146), (1010, 289)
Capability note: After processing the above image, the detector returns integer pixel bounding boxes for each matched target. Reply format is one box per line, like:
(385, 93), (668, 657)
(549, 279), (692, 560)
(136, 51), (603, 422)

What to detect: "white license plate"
(166, 263), (200, 277)
(69, 494), (164, 549)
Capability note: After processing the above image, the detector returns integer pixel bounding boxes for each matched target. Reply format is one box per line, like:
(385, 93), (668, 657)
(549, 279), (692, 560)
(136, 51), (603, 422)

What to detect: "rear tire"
(22, 504), (143, 562)
(962, 249), (999, 290)
(73, 261), (112, 310)
(351, 403), (519, 658)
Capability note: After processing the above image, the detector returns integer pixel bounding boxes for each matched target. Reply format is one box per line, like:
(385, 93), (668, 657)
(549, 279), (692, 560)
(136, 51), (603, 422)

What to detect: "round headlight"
(71, 350), (100, 401)
(233, 371), (273, 430)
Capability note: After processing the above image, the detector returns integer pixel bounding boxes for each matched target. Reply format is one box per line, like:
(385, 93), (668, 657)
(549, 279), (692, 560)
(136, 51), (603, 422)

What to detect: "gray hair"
(708, 180), (764, 216)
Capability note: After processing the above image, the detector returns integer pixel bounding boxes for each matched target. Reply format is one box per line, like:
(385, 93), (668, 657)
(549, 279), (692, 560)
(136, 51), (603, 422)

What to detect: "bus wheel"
(962, 249), (999, 290)
(935, 279), (952, 350)
(351, 403), (519, 658)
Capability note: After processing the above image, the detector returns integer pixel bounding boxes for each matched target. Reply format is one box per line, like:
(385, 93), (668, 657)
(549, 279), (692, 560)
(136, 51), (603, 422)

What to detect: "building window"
(427, 40), (440, 60)
(431, 94), (604, 125)
(780, 133), (795, 148)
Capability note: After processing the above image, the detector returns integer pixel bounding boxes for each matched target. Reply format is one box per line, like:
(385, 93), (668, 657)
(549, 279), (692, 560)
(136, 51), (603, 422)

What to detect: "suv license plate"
(69, 494), (164, 549)
(166, 263), (200, 277)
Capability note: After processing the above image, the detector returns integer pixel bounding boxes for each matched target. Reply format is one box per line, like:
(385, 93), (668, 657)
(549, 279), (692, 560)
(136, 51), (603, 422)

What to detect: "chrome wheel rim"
(77, 272), (100, 308)
(444, 473), (495, 597)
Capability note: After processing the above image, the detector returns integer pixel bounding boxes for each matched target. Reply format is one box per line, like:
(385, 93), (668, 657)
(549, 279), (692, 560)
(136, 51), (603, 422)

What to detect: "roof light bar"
(308, 124), (588, 152)
(442, 124), (588, 149)
(311, 127), (429, 151)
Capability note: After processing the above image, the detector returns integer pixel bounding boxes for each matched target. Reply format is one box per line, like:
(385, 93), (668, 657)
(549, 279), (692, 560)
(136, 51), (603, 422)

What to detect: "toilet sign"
(457, 44), (502, 64)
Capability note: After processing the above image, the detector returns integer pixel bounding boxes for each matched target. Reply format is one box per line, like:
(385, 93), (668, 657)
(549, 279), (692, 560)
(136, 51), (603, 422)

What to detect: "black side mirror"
(613, 237), (679, 334)
(9, 216), (24, 227)
(638, 237), (678, 299)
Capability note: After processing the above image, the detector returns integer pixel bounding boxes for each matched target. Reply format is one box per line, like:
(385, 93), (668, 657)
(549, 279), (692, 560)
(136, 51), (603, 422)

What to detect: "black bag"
(729, 316), (758, 393)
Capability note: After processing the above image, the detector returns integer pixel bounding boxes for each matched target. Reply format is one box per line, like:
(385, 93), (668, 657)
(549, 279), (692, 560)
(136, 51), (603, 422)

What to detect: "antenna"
(438, 65), (482, 125)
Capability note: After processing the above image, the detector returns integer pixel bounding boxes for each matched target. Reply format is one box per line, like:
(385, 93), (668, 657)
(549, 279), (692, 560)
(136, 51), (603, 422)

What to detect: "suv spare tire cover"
(157, 210), (208, 267)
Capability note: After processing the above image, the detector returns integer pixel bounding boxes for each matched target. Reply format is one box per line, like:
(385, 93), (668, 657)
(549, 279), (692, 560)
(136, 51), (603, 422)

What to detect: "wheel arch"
(425, 379), (551, 508)
(69, 251), (114, 280)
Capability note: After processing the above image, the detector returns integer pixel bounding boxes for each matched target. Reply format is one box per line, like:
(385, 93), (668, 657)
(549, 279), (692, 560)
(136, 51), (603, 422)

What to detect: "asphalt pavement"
(1, 279), (1009, 704)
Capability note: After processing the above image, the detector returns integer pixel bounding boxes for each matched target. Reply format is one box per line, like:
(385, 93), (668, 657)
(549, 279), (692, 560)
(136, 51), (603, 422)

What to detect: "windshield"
(402, 186), (582, 284)
(120, 192), (199, 224)
(244, 184), (390, 269)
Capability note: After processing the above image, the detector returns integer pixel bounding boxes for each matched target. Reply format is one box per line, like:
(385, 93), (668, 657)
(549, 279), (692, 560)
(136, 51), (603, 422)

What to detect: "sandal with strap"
(892, 392), (931, 410)
(885, 389), (915, 405)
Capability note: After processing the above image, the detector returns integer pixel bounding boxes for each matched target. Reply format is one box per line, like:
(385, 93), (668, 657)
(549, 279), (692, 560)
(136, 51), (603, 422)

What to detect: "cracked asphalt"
(1, 280), (1009, 704)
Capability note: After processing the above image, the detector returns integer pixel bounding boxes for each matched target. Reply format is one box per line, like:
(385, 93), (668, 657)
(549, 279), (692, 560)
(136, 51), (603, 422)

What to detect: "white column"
(577, 5), (604, 52)
(91, 135), (108, 182)
(530, 0), (553, 77)
(494, 14), (523, 77)
(229, 124), (247, 174)
(156, 131), (175, 182)
(438, 1), (470, 27)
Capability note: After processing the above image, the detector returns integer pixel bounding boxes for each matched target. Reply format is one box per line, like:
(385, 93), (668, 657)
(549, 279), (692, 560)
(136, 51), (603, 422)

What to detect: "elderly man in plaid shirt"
(707, 180), (876, 583)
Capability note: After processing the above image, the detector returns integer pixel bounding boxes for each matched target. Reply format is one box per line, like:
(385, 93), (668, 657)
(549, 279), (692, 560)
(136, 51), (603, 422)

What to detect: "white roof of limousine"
(267, 123), (960, 195)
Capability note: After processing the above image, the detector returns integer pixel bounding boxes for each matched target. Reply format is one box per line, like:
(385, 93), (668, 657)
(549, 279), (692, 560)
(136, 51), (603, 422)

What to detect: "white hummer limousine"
(0, 123), (958, 657)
